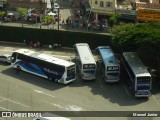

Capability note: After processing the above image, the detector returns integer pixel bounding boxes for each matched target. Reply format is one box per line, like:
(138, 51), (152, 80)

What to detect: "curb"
(0, 41), (25, 45)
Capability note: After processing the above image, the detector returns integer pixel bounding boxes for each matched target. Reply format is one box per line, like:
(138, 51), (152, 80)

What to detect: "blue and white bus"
(11, 49), (76, 84)
(96, 46), (120, 83)
(74, 43), (96, 80)
(122, 52), (152, 97)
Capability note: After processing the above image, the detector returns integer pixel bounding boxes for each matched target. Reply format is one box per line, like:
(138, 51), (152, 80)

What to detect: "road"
(0, 44), (160, 120)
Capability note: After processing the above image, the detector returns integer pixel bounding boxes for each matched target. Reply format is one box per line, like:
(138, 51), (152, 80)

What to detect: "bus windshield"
(83, 64), (96, 70)
(137, 77), (151, 90)
(67, 65), (75, 76)
(137, 85), (150, 90)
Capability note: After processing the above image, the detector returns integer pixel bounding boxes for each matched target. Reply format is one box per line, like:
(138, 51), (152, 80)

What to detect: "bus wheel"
(17, 66), (21, 71)
(48, 77), (53, 81)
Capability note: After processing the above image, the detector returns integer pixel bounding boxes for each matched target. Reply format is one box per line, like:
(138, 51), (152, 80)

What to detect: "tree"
(17, 8), (27, 27)
(0, 11), (6, 26)
(110, 22), (136, 51)
(110, 22), (160, 69)
(41, 15), (55, 29)
(108, 13), (121, 27)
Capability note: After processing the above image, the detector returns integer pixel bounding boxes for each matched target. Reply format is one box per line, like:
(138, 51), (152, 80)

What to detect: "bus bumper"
(105, 79), (120, 83)
(58, 78), (76, 84)
(135, 90), (151, 97)
(81, 77), (96, 80)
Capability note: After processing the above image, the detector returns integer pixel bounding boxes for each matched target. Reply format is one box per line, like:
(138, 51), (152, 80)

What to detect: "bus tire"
(17, 66), (21, 71)
(48, 77), (53, 81)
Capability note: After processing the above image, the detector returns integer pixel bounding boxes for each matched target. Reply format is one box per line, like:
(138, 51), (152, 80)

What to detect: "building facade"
(88, 0), (160, 21)
(0, 0), (7, 8)
(89, 0), (116, 20)
(7, 0), (46, 9)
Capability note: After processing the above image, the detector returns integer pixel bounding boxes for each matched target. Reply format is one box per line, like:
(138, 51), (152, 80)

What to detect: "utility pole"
(58, 8), (59, 30)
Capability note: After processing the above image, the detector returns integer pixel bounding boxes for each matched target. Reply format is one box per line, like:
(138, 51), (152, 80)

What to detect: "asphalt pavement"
(0, 44), (160, 120)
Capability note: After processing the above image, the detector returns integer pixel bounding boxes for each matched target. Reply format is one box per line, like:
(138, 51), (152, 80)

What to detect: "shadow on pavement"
(1, 68), (67, 91)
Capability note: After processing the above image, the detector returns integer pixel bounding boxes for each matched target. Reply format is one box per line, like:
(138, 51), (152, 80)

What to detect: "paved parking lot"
(0, 44), (160, 120)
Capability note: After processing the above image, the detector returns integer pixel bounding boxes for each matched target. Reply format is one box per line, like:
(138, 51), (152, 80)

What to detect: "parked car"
(0, 54), (12, 64)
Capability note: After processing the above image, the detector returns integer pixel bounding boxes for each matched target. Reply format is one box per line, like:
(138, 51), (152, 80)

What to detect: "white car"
(0, 54), (12, 64)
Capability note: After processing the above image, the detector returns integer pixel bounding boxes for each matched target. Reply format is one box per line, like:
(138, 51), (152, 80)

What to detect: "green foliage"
(17, 8), (27, 17)
(41, 16), (55, 24)
(110, 22), (160, 52)
(0, 11), (6, 16)
(0, 11), (6, 26)
(108, 14), (121, 27)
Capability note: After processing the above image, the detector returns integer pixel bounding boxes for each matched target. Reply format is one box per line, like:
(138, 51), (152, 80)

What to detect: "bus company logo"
(107, 66), (119, 71)
(44, 68), (58, 75)
(83, 64), (95, 69)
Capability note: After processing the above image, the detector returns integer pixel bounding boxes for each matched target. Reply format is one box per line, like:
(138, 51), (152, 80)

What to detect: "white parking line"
(122, 84), (130, 96)
(0, 106), (11, 111)
(152, 95), (159, 104)
(0, 98), (6, 102)
(34, 90), (55, 98)
(0, 97), (29, 108)
(6, 98), (29, 108)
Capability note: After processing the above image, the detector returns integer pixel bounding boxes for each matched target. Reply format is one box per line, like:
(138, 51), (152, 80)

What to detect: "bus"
(122, 52), (152, 97)
(11, 49), (76, 84)
(96, 46), (120, 82)
(74, 43), (96, 80)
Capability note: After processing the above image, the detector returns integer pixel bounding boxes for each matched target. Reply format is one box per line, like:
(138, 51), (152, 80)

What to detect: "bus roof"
(14, 49), (74, 67)
(97, 46), (119, 66)
(75, 43), (95, 64)
(123, 52), (151, 77)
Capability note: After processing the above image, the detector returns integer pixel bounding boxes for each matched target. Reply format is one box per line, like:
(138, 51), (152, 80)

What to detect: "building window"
(106, 2), (112, 7)
(95, 0), (98, 4)
(100, 1), (104, 7)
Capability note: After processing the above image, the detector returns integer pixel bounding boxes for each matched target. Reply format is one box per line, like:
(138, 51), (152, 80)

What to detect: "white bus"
(74, 43), (96, 80)
(96, 46), (120, 83)
(122, 52), (152, 97)
(11, 49), (76, 84)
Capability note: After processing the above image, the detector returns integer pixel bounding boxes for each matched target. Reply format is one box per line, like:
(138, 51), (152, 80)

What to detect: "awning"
(7, 13), (14, 16)
(48, 12), (56, 16)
